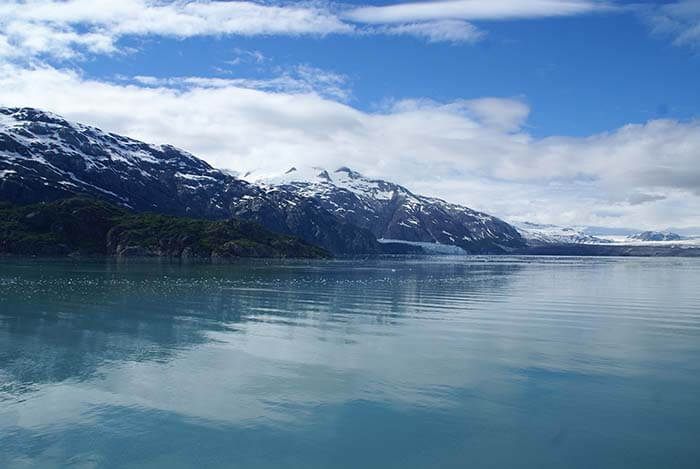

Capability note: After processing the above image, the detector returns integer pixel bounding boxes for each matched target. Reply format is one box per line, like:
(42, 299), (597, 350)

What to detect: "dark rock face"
(0, 107), (377, 254)
(261, 167), (525, 254)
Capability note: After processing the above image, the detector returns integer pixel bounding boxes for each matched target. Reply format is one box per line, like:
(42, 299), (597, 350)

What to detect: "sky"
(0, 0), (699, 231)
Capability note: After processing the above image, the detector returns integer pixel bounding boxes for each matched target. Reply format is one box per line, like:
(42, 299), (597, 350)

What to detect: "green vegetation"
(0, 198), (330, 259)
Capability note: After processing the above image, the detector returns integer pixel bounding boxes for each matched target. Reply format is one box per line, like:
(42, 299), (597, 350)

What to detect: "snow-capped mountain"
(255, 166), (525, 253)
(6, 107), (629, 256)
(627, 231), (682, 242)
(514, 222), (611, 245)
(0, 107), (379, 254)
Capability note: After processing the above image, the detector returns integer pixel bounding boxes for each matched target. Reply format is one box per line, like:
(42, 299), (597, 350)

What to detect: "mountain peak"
(335, 166), (363, 179)
(0, 107), (70, 127)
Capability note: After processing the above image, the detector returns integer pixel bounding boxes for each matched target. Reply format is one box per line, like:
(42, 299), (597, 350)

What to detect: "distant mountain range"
(513, 222), (611, 246)
(627, 231), (682, 242)
(1, 107), (697, 257)
(515, 224), (697, 247)
(584, 226), (700, 237)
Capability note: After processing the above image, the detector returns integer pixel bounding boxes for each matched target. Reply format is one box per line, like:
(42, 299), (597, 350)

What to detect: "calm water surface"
(0, 256), (699, 468)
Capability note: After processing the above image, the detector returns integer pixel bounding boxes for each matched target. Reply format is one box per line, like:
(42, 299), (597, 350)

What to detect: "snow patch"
(0, 113), (19, 130)
(175, 172), (216, 182)
(378, 238), (467, 255)
(258, 166), (400, 201)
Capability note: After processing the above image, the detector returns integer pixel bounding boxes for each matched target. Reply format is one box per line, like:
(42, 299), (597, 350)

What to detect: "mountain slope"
(0, 107), (378, 254)
(256, 166), (525, 253)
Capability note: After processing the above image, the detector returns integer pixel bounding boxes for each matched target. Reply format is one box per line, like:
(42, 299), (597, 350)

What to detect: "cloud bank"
(1, 63), (698, 230)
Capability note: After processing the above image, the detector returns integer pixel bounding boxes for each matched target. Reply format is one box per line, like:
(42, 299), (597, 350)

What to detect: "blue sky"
(0, 0), (699, 230)
(79, 2), (700, 138)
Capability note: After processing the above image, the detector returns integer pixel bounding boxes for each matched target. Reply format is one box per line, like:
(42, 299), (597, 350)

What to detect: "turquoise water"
(1, 257), (699, 468)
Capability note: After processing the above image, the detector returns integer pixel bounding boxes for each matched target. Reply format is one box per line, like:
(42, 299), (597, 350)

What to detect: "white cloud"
(0, 0), (351, 35)
(382, 19), (484, 43)
(345, 0), (611, 24)
(128, 64), (351, 101)
(1, 63), (699, 230)
(644, 0), (700, 47)
(228, 48), (268, 66)
(464, 98), (530, 132)
(343, 0), (614, 44)
(0, 0), (352, 60)
(1, 20), (117, 60)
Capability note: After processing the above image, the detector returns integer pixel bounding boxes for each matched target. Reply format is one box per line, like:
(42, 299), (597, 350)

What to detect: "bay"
(1, 256), (699, 468)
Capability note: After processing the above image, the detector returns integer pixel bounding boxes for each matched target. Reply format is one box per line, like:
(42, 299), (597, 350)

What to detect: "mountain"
(255, 166), (525, 254)
(6, 106), (699, 260)
(627, 231), (682, 242)
(0, 107), (378, 254)
(514, 222), (611, 245)
(0, 198), (329, 259)
(0, 108), (528, 255)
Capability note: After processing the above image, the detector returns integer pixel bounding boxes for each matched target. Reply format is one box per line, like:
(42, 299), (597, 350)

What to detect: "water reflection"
(0, 259), (523, 398)
(1, 257), (699, 468)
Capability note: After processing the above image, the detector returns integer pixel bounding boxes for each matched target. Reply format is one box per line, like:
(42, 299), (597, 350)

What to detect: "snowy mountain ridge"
(253, 166), (525, 253)
(8, 107), (675, 255)
(0, 107), (381, 254)
(0, 107), (525, 254)
(258, 166), (400, 201)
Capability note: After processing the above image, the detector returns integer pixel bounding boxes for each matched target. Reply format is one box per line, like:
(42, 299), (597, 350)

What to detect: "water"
(0, 256), (699, 468)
